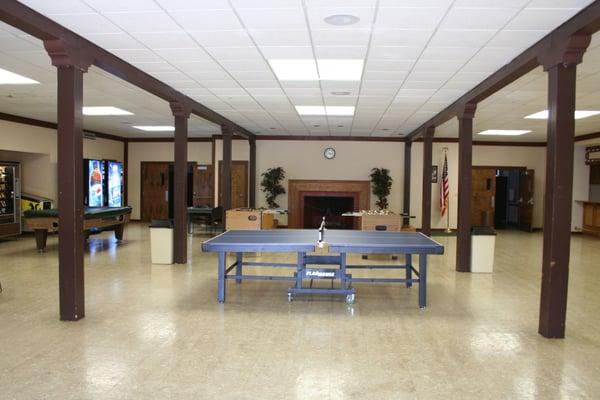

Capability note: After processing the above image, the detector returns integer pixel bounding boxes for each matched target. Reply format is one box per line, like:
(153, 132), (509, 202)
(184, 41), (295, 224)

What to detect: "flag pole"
(443, 147), (452, 233)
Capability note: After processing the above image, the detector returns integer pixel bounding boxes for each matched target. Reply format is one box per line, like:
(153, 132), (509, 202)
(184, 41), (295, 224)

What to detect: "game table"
(202, 229), (444, 307)
(23, 206), (132, 252)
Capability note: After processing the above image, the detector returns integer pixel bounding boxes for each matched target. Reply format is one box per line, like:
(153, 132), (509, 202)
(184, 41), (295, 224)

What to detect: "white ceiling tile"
(84, 0), (161, 13)
(506, 8), (582, 30)
(454, 0), (529, 6)
(83, 33), (146, 49)
(218, 59), (270, 71)
(153, 48), (212, 62)
(170, 9), (243, 31)
(103, 11), (181, 32)
(369, 46), (423, 60)
(429, 29), (498, 47)
(236, 8), (307, 30)
(229, 70), (276, 80)
(363, 70), (409, 81)
(206, 46), (262, 60)
(154, 0), (231, 10)
(231, 0), (302, 8)
(132, 31), (197, 49)
(260, 46), (314, 58)
(314, 46), (368, 58)
(372, 29), (434, 47)
(377, 7), (448, 30)
(19, 0), (94, 14)
(48, 13), (122, 34)
(189, 30), (254, 47)
(312, 29), (371, 46)
(249, 29), (310, 47)
(441, 8), (519, 30)
(365, 59), (415, 71)
(420, 46), (479, 61)
(112, 49), (164, 62)
(486, 29), (549, 47)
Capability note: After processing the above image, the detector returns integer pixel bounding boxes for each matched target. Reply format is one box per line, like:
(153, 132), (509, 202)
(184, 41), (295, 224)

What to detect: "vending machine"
(0, 161), (21, 238)
(106, 160), (124, 207)
(84, 158), (105, 207)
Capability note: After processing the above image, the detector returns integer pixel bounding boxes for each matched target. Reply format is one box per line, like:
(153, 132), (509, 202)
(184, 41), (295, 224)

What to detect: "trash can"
(150, 219), (173, 264)
(471, 226), (496, 273)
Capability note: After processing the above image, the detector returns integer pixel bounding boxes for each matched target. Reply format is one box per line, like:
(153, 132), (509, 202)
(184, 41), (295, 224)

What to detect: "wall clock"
(324, 147), (336, 160)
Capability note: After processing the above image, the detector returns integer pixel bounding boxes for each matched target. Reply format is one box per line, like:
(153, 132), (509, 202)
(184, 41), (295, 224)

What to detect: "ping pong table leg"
(419, 254), (427, 308)
(235, 252), (243, 284)
(405, 254), (413, 288)
(218, 252), (226, 303)
(296, 252), (305, 289)
(340, 252), (347, 289)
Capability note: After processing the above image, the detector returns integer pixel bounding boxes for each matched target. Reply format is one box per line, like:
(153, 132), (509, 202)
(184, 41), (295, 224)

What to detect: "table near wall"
(582, 201), (600, 235)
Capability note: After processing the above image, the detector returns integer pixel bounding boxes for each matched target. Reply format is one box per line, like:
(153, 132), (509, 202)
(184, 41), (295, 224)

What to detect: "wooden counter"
(583, 201), (600, 235)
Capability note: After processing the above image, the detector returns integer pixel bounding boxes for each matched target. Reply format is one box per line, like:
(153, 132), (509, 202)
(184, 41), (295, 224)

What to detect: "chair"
(210, 206), (224, 234)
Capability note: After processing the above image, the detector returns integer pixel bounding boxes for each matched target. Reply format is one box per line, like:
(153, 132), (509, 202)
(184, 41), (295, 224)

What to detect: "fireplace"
(301, 193), (356, 229)
(288, 180), (371, 228)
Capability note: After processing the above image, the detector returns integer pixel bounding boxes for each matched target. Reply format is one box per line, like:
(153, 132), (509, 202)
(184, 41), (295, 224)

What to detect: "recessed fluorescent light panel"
(83, 106), (133, 116)
(295, 106), (355, 116)
(0, 67), (39, 84)
(478, 130), (531, 136)
(269, 59), (363, 81)
(133, 126), (175, 132)
(525, 110), (600, 120)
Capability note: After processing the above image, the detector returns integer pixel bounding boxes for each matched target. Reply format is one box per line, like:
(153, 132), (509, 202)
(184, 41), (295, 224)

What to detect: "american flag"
(440, 154), (449, 216)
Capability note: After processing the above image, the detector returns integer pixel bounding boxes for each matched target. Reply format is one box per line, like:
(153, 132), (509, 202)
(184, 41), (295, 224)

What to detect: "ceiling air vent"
(83, 131), (96, 140)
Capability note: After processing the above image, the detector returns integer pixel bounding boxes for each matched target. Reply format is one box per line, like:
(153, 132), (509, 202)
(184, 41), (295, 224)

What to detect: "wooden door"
(219, 161), (248, 209)
(519, 169), (535, 232)
(193, 164), (214, 207)
(471, 168), (496, 227)
(141, 162), (170, 222)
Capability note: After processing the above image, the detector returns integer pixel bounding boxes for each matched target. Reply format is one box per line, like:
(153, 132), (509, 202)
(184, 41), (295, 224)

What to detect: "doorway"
(471, 166), (534, 231)
(140, 162), (199, 222)
(218, 160), (248, 210)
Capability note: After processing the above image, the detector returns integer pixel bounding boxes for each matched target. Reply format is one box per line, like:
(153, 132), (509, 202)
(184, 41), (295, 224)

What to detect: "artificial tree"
(369, 168), (393, 210)
(260, 167), (286, 208)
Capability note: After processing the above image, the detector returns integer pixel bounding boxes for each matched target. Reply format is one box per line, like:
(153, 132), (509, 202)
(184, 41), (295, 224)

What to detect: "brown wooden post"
(403, 141), (412, 226)
(456, 103), (477, 273)
(170, 101), (191, 264)
(221, 125), (233, 221)
(537, 33), (590, 338)
(44, 39), (91, 321)
(421, 126), (434, 236)
(249, 138), (256, 208)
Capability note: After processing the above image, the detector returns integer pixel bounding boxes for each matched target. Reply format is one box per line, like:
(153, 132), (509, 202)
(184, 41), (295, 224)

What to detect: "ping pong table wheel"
(287, 293), (294, 302)
(345, 294), (355, 305)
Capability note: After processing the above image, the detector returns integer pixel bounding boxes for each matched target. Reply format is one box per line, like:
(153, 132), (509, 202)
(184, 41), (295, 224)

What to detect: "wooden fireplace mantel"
(287, 179), (370, 228)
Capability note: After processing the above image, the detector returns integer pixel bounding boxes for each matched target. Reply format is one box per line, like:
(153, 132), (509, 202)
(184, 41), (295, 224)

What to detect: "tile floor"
(0, 224), (599, 399)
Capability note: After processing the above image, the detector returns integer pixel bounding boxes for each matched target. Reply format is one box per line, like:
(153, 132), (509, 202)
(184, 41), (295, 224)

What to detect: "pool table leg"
(34, 229), (48, 252)
(114, 224), (125, 241)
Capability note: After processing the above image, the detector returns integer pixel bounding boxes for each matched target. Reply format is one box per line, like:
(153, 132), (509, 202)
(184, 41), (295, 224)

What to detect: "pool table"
(23, 206), (132, 252)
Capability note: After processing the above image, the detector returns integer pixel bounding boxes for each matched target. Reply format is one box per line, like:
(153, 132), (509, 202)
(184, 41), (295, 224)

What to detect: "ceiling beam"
(405, 1), (600, 142)
(0, 0), (255, 140)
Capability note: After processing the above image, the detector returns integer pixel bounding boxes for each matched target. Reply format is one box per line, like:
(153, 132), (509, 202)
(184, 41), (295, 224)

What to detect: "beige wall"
(127, 141), (212, 220)
(0, 120), (123, 205)
(572, 144), (590, 231)
(255, 141), (405, 221)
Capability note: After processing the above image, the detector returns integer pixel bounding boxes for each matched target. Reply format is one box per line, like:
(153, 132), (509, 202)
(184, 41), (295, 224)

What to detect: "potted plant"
(369, 168), (392, 210)
(260, 167), (286, 208)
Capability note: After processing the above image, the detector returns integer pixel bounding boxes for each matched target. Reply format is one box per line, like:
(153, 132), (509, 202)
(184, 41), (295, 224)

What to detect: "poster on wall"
(107, 161), (123, 207)
(87, 159), (104, 207)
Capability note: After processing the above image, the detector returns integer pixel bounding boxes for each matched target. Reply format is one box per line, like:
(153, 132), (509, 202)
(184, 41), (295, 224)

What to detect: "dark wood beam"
(538, 32), (591, 339)
(456, 103), (477, 273)
(421, 127), (434, 236)
(170, 102), (191, 264)
(221, 125), (233, 221)
(403, 141), (412, 226)
(405, 1), (600, 141)
(249, 139), (256, 208)
(574, 131), (600, 142)
(0, 0), (254, 140)
(45, 39), (91, 321)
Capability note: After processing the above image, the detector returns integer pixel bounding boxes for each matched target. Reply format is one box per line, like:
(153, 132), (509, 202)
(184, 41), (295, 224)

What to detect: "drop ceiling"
(0, 0), (598, 140)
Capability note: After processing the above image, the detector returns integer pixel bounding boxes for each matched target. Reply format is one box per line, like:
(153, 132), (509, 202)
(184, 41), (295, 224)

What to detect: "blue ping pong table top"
(202, 229), (444, 255)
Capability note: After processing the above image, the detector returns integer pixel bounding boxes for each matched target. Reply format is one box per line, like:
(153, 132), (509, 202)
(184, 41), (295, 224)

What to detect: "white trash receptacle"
(471, 226), (496, 273)
(150, 219), (173, 264)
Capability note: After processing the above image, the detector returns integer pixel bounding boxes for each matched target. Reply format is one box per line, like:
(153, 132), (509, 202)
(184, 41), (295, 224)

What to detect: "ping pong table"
(201, 229), (444, 308)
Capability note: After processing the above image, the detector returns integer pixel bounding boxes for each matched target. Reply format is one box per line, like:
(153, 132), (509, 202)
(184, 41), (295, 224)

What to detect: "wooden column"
(421, 127), (434, 236)
(537, 33), (590, 338)
(221, 125), (233, 218)
(403, 141), (412, 226)
(456, 103), (477, 273)
(249, 139), (256, 208)
(170, 101), (190, 264)
(44, 39), (91, 321)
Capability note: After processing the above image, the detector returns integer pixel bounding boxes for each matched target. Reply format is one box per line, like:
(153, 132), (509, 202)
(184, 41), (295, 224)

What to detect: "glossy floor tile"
(1, 225), (599, 399)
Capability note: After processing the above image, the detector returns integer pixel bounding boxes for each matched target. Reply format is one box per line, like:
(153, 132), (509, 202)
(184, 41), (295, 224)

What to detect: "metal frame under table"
(201, 229), (444, 308)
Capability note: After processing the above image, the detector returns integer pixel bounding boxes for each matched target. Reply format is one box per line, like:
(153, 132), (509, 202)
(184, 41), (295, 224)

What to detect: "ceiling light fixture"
(324, 14), (360, 26)
(133, 126), (175, 132)
(477, 129), (531, 136)
(331, 91), (351, 96)
(525, 110), (600, 120)
(295, 106), (355, 116)
(83, 106), (133, 116)
(0, 67), (39, 84)
(269, 59), (363, 81)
